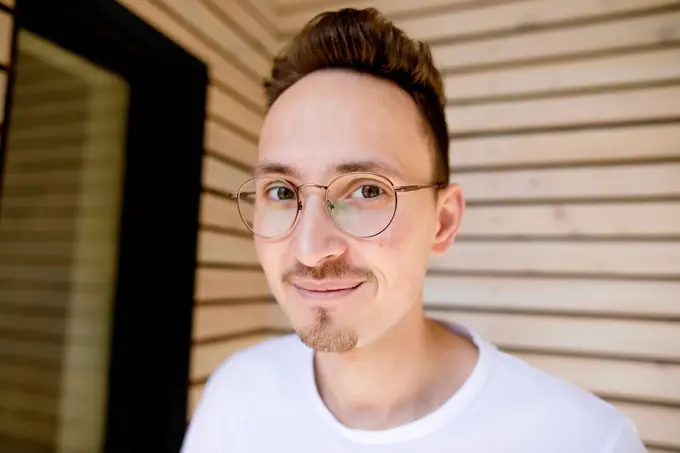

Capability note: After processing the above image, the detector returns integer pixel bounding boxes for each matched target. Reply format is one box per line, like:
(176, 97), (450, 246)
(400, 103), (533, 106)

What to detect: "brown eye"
(266, 186), (295, 201)
(360, 185), (381, 199)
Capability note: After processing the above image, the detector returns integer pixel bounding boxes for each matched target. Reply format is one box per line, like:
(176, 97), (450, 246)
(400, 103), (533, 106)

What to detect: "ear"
(431, 184), (465, 256)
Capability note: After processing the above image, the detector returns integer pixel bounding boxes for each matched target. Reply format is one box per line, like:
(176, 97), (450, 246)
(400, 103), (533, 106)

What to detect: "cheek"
(254, 239), (284, 282)
(368, 209), (434, 284)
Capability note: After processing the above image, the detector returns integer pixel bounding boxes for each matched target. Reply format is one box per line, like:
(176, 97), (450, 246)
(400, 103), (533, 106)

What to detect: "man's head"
(249, 8), (464, 353)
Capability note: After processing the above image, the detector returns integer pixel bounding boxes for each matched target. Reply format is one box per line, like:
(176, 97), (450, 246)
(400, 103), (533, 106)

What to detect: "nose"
(291, 192), (347, 268)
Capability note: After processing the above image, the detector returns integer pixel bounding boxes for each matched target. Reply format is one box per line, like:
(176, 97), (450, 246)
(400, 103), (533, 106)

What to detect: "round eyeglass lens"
(325, 173), (397, 238)
(237, 177), (298, 238)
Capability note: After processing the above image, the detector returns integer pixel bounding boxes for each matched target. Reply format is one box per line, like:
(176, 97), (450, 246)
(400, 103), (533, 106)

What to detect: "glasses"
(228, 172), (446, 239)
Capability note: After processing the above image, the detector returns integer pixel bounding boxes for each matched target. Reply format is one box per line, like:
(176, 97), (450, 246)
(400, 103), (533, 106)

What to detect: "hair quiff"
(263, 8), (450, 184)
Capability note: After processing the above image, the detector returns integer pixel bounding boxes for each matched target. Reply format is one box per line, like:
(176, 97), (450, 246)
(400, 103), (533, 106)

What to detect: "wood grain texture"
(199, 193), (252, 233)
(204, 119), (258, 167)
(458, 203), (680, 237)
(446, 48), (680, 101)
(202, 155), (252, 195)
(453, 163), (680, 202)
(156, 0), (272, 77)
(433, 11), (680, 71)
(430, 310), (680, 361)
(197, 231), (259, 265)
(449, 124), (680, 168)
(0, 11), (10, 66)
(447, 86), (680, 134)
(429, 241), (680, 276)
(202, 0), (279, 55)
(190, 332), (280, 381)
(195, 268), (271, 300)
(614, 402), (680, 448)
(119, 0), (265, 105)
(277, 0), (678, 38)
(423, 275), (680, 318)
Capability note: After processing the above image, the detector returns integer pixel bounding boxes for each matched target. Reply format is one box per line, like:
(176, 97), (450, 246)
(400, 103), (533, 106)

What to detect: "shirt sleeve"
(606, 417), (648, 453)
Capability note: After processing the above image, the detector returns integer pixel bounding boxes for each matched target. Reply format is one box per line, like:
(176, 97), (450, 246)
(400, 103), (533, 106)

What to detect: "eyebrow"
(254, 159), (408, 181)
(254, 162), (300, 179)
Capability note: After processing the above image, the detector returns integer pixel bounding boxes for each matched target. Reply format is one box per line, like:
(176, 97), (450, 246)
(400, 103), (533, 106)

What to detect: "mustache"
(283, 260), (373, 282)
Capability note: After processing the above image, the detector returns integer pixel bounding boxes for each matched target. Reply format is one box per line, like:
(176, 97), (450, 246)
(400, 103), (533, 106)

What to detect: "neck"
(313, 304), (477, 430)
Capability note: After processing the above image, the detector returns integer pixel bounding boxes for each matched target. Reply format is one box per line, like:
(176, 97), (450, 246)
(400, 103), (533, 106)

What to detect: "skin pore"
(255, 69), (478, 430)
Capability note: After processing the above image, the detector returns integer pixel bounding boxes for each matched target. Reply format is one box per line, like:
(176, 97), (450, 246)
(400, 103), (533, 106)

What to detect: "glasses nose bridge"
(296, 182), (329, 204)
(294, 182), (334, 221)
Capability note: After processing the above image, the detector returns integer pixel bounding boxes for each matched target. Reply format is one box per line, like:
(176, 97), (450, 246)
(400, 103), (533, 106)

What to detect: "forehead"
(258, 69), (433, 182)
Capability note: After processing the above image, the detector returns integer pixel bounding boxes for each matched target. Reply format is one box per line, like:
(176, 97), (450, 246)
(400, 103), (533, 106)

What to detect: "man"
(181, 8), (646, 452)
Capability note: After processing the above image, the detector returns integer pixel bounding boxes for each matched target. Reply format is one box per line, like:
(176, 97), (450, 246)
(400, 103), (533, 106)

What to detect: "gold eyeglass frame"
(228, 171), (447, 239)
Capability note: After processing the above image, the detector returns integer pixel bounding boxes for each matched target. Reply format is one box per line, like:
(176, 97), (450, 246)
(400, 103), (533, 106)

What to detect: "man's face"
(255, 69), (462, 353)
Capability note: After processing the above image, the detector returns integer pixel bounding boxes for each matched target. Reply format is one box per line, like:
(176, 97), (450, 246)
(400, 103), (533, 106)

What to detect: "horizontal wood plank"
(279, 0), (496, 33)
(0, 11), (10, 66)
(453, 163), (680, 202)
(449, 124), (680, 168)
(459, 203), (680, 237)
(193, 303), (283, 341)
(207, 86), (263, 138)
(203, 0), (278, 54)
(197, 231), (259, 265)
(188, 383), (205, 416)
(397, 0), (679, 43)
(446, 48), (680, 101)
(199, 193), (252, 233)
(190, 333), (279, 381)
(518, 353), (680, 405)
(429, 241), (680, 276)
(447, 86), (680, 134)
(423, 275), (680, 318)
(433, 11), (680, 71)
(119, 0), (265, 105)
(249, 0), (278, 30)
(0, 411), (53, 447)
(430, 310), (680, 361)
(0, 388), (57, 418)
(0, 71), (7, 123)
(0, 362), (59, 394)
(157, 0), (271, 77)
(0, 311), (105, 341)
(204, 119), (258, 168)
(0, 337), (104, 367)
(202, 155), (252, 195)
(195, 268), (271, 300)
(615, 402), (680, 449)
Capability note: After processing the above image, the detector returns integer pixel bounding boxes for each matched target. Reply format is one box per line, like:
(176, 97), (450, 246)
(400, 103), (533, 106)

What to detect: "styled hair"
(263, 8), (450, 184)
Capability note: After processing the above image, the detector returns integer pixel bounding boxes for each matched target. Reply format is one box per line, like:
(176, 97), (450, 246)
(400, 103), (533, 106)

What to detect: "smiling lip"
(291, 280), (364, 300)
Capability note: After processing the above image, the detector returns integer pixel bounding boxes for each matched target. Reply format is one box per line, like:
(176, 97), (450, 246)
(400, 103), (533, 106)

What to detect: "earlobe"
(431, 184), (464, 256)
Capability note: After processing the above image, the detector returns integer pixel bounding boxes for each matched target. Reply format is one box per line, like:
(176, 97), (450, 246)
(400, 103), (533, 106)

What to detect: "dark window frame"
(2, 1), (207, 451)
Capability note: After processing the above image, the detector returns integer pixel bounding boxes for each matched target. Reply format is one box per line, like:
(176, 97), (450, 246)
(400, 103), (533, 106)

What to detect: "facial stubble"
(297, 305), (359, 353)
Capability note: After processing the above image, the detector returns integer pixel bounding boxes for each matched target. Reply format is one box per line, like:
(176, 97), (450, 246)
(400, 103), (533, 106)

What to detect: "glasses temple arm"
(394, 182), (447, 192)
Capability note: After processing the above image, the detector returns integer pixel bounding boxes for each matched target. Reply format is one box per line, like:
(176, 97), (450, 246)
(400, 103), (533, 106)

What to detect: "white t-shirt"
(181, 323), (646, 452)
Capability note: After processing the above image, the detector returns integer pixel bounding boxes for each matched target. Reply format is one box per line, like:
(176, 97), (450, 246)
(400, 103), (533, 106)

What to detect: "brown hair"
(263, 8), (450, 184)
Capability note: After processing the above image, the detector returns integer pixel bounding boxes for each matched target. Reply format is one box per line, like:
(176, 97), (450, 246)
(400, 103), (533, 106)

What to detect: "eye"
(351, 184), (382, 199)
(266, 185), (295, 201)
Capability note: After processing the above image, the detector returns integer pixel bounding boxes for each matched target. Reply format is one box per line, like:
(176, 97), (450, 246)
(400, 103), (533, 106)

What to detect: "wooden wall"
(0, 1), (677, 451)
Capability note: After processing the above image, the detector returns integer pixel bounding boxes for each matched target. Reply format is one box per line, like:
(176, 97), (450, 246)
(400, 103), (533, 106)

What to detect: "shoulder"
(181, 334), (309, 452)
(484, 348), (645, 451)
(204, 333), (308, 392)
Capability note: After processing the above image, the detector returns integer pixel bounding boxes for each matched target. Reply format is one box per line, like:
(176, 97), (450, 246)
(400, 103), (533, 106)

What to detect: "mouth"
(291, 281), (364, 300)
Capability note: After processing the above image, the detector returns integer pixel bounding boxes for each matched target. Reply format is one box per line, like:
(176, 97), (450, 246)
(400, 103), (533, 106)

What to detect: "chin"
(291, 307), (360, 353)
